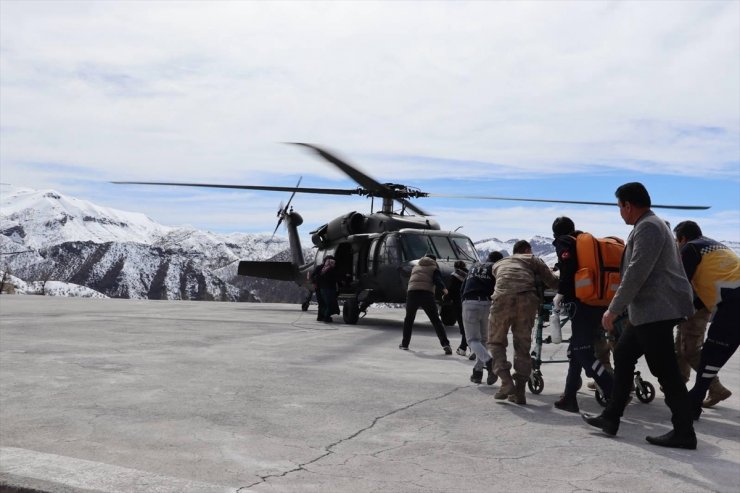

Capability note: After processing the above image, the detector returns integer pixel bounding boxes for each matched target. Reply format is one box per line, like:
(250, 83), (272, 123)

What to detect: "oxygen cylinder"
(550, 308), (562, 344)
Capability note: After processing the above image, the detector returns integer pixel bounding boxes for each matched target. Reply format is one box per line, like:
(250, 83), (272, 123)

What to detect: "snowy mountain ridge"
(0, 185), (304, 301)
(2, 185), (738, 300)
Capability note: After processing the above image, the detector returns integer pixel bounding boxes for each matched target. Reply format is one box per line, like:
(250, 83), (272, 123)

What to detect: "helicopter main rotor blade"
(398, 198), (429, 216)
(289, 143), (391, 195)
(429, 193), (710, 210)
(290, 143), (431, 216)
(112, 181), (359, 196)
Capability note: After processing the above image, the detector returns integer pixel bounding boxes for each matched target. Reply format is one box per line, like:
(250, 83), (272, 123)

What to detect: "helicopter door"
(367, 238), (381, 275)
(334, 243), (353, 290)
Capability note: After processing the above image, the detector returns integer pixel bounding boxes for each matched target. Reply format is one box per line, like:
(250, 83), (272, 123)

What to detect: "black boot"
(581, 412), (619, 436)
(470, 369), (483, 384)
(554, 395), (579, 413)
(646, 429), (697, 450)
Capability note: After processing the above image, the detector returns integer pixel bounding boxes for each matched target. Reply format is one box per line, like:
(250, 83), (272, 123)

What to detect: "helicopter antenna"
(454, 226), (463, 232)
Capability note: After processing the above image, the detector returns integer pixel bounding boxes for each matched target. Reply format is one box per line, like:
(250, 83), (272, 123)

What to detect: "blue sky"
(1, 1), (738, 243)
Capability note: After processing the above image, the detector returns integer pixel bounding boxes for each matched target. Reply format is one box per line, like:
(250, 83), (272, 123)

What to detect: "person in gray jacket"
(582, 182), (696, 449)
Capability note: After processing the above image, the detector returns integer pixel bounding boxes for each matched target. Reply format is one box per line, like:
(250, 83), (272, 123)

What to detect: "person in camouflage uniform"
(489, 240), (559, 404)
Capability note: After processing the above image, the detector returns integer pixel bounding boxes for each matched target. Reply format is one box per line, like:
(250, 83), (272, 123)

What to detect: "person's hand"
(553, 294), (563, 311)
(442, 288), (449, 296)
(602, 310), (618, 333)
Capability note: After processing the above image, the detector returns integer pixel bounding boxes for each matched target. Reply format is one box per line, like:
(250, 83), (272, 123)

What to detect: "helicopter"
(115, 143), (710, 324)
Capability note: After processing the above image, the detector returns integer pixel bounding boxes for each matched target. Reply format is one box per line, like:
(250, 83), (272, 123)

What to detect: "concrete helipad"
(1, 296), (738, 492)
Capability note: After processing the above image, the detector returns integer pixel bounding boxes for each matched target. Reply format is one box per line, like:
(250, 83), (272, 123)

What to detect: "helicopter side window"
(430, 236), (456, 261)
(379, 235), (401, 265)
(367, 239), (380, 273)
(400, 234), (435, 261)
(451, 236), (479, 262)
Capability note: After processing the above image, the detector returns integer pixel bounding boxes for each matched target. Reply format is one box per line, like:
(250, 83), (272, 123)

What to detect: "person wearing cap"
(400, 254), (453, 354)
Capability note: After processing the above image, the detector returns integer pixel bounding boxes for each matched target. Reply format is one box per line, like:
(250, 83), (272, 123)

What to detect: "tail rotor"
(271, 177), (302, 239)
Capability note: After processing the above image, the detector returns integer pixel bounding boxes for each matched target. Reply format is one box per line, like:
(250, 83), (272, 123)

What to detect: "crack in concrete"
(236, 385), (467, 490)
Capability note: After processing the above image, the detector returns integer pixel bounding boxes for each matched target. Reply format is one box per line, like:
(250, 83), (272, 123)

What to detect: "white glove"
(553, 294), (564, 311)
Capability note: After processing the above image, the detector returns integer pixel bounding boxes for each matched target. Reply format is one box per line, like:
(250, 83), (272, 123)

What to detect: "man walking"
(551, 216), (614, 413)
(672, 221), (740, 418)
(489, 240), (559, 405)
(461, 251), (503, 385)
(583, 182), (696, 449)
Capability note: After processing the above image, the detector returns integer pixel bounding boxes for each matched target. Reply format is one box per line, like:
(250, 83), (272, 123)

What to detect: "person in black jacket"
(461, 251), (502, 384)
(446, 260), (469, 356)
(309, 263), (327, 321)
(551, 216), (614, 413)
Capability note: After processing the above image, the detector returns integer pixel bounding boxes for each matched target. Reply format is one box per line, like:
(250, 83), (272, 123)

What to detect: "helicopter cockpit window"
(400, 234), (435, 261)
(430, 236), (456, 260)
(450, 236), (479, 262)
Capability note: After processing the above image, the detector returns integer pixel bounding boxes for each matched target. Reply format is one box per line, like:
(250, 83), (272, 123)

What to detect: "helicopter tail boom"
(238, 261), (301, 282)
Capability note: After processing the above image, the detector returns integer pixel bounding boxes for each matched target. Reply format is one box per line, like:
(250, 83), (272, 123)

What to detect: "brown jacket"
(492, 254), (558, 297)
(407, 257), (440, 293)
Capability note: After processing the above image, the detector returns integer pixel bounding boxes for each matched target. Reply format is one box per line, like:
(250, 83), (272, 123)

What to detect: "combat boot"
(485, 359), (498, 385)
(508, 375), (528, 405)
(494, 370), (514, 399)
(703, 378), (732, 408)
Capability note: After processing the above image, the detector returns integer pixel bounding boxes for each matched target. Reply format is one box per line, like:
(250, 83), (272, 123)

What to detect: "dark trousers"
(563, 302), (613, 398)
(454, 305), (467, 349)
(319, 287), (338, 320)
(689, 289), (740, 409)
(402, 290), (450, 348)
(604, 318), (693, 433)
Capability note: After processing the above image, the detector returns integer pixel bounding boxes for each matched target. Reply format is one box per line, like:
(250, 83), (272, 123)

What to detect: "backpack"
(574, 233), (625, 306)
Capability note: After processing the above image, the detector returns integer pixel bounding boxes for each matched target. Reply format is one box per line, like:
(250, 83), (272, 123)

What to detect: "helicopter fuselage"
(238, 210), (480, 323)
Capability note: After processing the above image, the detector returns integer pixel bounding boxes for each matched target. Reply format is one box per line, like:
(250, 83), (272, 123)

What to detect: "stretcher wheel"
(636, 381), (655, 403)
(528, 372), (544, 394)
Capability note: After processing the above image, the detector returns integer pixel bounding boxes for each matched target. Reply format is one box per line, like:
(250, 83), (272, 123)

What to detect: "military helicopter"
(115, 143), (709, 324)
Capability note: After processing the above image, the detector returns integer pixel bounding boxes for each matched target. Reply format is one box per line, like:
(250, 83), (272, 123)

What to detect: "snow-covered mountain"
(475, 235), (558, 266)
(2, 185), (738, 301)
(0, 185), (308, 301)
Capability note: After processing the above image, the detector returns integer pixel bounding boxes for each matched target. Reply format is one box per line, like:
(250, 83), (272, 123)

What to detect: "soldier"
(489, 240), (559, 404)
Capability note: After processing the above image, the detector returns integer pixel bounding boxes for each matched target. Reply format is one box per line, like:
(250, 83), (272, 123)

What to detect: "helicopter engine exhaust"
(312, 211), (365, 247)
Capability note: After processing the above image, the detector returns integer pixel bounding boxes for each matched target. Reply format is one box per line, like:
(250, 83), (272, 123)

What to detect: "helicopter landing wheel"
(343, 299), (360, 325)
(528, 371), (544, 394)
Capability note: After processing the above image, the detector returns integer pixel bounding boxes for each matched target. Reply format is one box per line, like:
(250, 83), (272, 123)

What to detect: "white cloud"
(1, 1), (738, 241)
